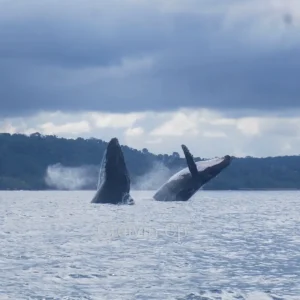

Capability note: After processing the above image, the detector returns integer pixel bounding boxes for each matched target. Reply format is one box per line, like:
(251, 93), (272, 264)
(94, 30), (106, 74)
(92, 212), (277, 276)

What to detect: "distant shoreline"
(2, 133), (300, 191)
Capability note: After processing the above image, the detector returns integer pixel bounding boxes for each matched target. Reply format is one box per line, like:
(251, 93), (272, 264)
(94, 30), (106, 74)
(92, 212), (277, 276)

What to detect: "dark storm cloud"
(1, 0), (299, 116)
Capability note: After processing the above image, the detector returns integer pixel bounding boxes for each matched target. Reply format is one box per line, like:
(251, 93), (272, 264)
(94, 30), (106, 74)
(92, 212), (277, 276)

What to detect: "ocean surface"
(1, 190), (300, 300)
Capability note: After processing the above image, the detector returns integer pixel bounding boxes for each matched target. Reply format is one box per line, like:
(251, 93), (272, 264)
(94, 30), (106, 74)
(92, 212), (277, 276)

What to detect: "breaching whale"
(91, 137), (134, 205)
(153, 144), (232, 202)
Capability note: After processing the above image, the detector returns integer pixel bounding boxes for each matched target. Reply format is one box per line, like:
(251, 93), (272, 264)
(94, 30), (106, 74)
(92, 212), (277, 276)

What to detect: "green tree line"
(0, 132), (300, 190)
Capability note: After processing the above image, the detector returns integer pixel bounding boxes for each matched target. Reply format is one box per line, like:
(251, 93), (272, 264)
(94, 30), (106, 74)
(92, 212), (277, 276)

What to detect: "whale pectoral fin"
(181, 144), (198, 177)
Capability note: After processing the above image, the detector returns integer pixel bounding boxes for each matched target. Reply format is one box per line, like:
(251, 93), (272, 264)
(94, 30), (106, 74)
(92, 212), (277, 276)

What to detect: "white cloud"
(39, 121), (91, 136)
(0, 121), (17, 134)
(203, 131), (227, 138)
(150, 111), (200, 136)
(89, 112), (145, 129)
(282, 142), (292, 152)
(146, 138), (163, 144)
(236, 117), (261, 136)
(223, 0), (300, 46)
(1, 108), (300, 158)
(210, 118), (236, 126)
(125, 127), (144, 137)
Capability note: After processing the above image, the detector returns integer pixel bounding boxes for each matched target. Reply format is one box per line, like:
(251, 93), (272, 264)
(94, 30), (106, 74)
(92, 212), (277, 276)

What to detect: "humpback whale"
(91, 137), (134, 205)
(153, 145), (232, 202)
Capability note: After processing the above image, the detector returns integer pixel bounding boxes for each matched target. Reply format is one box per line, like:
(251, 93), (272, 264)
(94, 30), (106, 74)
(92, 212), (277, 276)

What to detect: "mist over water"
(45, 163), (97, 190)
(132, 161), (173, 190)
(44, 160), (176, 191)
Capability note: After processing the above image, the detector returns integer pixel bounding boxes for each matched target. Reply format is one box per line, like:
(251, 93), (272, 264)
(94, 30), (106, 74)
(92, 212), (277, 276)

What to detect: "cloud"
(1, 0), (300, 117)
(90, 112), (145, 128)
(236, 118), (261, 136)
(2, 108), (300, 158)
(203, 131), (227, 138)
(1, 0), (300, 158)
(40, 121), (90, 135)
(150, 111), (200, 137)
(125, 127), (144, 137)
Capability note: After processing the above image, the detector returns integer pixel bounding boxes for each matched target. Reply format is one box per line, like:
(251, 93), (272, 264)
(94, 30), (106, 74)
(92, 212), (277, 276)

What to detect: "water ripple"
(0, 190), (300, 299)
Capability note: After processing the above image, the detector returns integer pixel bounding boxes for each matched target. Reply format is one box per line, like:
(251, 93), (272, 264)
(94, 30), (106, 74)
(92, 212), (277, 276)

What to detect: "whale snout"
(109, 137), (120, 146)
(106, 137), (123, 163)
(107, 138), (121, 152)
(223, 155), (233, 166)
(224, 155), (232, 161)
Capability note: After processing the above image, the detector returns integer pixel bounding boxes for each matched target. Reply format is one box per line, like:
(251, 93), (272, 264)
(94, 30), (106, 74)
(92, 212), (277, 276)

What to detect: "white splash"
(97, 149), (107, 190)
(45, 163), (95, 190)
(132, 161), (173, 190)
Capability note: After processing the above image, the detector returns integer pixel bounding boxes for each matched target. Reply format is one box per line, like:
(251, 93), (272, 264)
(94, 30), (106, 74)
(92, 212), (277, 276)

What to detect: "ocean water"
(0, 190), (300, 300)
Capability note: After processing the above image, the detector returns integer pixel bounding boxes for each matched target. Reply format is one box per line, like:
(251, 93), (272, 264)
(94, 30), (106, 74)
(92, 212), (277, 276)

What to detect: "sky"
(1, 0), (300, 158)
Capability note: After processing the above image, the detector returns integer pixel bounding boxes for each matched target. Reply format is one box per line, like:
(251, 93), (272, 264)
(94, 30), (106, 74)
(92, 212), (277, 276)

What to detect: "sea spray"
(132, 161), (174, 190)
(45, 163), (96, 190)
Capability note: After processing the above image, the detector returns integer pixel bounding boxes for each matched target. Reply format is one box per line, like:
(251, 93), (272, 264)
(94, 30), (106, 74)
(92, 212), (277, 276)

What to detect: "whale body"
(153, 144), (232, 202)
(91, 137), (134, 205)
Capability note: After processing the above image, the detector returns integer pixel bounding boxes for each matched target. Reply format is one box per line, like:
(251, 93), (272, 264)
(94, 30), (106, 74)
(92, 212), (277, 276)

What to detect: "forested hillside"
(0, 132), (300, 190)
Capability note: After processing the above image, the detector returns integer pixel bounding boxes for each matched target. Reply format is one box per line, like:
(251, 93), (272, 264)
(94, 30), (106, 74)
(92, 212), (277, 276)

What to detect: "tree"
(0, 133), (300, 190)
(142, 148), (149, 154)
(172, 152), (180, 158)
